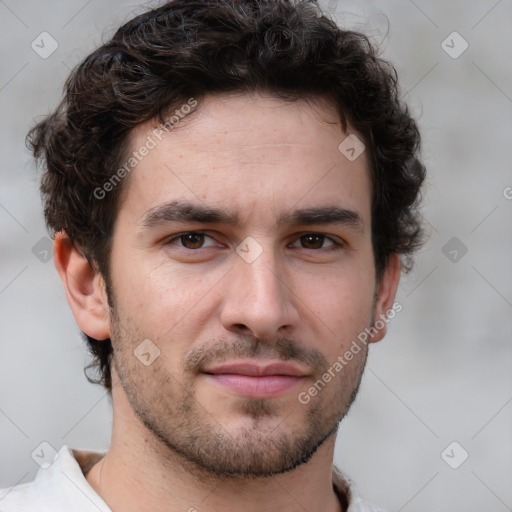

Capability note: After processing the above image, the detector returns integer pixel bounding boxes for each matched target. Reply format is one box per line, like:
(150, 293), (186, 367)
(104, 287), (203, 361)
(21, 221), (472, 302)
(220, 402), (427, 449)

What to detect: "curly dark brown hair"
(27, 0), (425, 391)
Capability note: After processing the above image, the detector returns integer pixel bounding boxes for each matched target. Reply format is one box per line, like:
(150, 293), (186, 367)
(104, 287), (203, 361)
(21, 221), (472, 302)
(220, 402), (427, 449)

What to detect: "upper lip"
(203, 360), (307, 377)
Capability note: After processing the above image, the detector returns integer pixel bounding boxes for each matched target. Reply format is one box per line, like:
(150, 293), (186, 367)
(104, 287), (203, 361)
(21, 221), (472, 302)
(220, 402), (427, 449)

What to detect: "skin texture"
(54, 92), (401, 512)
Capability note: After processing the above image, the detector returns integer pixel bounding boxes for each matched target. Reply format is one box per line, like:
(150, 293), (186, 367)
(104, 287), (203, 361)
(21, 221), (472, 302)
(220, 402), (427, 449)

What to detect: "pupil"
(182, 233), (204, 249)
(303, 234), (323, 249)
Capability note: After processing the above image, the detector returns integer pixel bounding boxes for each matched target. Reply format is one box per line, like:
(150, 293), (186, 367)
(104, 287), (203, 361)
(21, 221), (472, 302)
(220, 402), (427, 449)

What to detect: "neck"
(85, 379), (343, 512)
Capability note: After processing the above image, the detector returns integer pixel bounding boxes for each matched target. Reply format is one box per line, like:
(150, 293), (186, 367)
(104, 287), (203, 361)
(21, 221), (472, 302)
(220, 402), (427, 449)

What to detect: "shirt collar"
(68, 446), (382, 512)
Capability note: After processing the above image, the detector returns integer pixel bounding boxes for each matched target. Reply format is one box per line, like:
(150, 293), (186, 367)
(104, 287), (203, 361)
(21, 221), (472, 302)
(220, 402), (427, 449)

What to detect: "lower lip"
(205, 374), (302, 398)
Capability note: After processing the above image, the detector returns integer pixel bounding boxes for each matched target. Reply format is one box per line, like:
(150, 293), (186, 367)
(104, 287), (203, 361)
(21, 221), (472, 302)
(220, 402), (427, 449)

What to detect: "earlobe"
(53, 231), (111, 340)
(369, 253), (401, 343)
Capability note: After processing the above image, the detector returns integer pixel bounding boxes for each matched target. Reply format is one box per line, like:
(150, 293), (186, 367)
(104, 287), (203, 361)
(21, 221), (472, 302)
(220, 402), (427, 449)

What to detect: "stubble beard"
(110, 311), (369, 481)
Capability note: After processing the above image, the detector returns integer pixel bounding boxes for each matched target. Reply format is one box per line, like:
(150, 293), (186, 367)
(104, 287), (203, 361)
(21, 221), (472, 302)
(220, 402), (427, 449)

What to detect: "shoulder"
(333, 466), (389, 512)
(0, 479), (39, 511)
(348, 497), (389, 512)
(0, 445), (110, 512)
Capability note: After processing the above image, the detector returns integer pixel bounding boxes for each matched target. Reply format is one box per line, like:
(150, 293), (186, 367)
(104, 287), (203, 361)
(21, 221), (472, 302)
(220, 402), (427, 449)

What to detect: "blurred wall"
(0, 1), (511, 510)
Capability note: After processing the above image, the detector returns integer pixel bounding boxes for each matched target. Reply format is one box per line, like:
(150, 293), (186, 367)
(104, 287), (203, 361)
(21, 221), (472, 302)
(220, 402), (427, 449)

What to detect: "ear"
(369, 253), (401, 343)
(53, 231), (111, 340)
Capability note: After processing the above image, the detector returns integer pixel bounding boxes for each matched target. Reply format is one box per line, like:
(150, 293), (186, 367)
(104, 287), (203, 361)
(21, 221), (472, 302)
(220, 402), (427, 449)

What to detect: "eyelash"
(165, 231), (345, 251)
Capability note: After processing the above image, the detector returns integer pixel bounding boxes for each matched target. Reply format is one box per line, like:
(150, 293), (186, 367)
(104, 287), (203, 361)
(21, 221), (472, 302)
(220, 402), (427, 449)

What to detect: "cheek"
(294, 267), (375, 349)
(111, 255), (223, 345)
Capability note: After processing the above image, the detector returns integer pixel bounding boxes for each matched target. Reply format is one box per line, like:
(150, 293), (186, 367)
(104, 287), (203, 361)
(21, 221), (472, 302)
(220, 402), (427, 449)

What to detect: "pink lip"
(203, 361), (307, 398)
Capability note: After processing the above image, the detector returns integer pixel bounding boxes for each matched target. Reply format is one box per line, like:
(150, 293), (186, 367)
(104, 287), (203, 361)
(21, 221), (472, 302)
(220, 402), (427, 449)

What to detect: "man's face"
(107, 93), (381, 477)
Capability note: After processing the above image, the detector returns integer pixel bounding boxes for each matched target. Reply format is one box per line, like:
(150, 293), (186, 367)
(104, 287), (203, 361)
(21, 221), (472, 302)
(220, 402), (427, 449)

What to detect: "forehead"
(119, 92), (372, 228)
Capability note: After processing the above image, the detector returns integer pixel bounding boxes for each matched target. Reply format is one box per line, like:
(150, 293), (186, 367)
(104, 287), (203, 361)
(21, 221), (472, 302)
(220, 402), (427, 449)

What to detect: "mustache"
(183, 334), (329, 377)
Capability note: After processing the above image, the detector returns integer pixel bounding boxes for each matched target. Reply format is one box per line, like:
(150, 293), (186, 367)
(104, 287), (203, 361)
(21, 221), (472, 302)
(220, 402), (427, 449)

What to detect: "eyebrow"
(141, 200), (239, 227)
(140, 200), (364, 232)
(277, 207), (364, 232)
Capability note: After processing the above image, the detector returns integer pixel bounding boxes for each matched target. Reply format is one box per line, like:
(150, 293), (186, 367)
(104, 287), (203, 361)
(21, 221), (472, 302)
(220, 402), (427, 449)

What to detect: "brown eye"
(167, 232), (214, 250)
(299, 234), (330, 249)
(165, 231), (222, 257)
(179, 232), (205, 249)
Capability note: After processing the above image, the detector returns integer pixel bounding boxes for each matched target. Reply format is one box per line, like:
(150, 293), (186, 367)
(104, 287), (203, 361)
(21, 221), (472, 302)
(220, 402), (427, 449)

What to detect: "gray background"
(1, 1), (511, 510)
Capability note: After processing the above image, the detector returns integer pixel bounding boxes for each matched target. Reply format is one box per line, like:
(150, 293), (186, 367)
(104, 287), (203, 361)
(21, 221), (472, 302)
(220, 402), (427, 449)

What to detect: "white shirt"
(0, 446), (387, 511)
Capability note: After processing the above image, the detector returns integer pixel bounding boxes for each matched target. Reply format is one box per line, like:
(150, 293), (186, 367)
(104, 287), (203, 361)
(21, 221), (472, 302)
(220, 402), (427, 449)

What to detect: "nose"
(220, 247), (300, 340)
